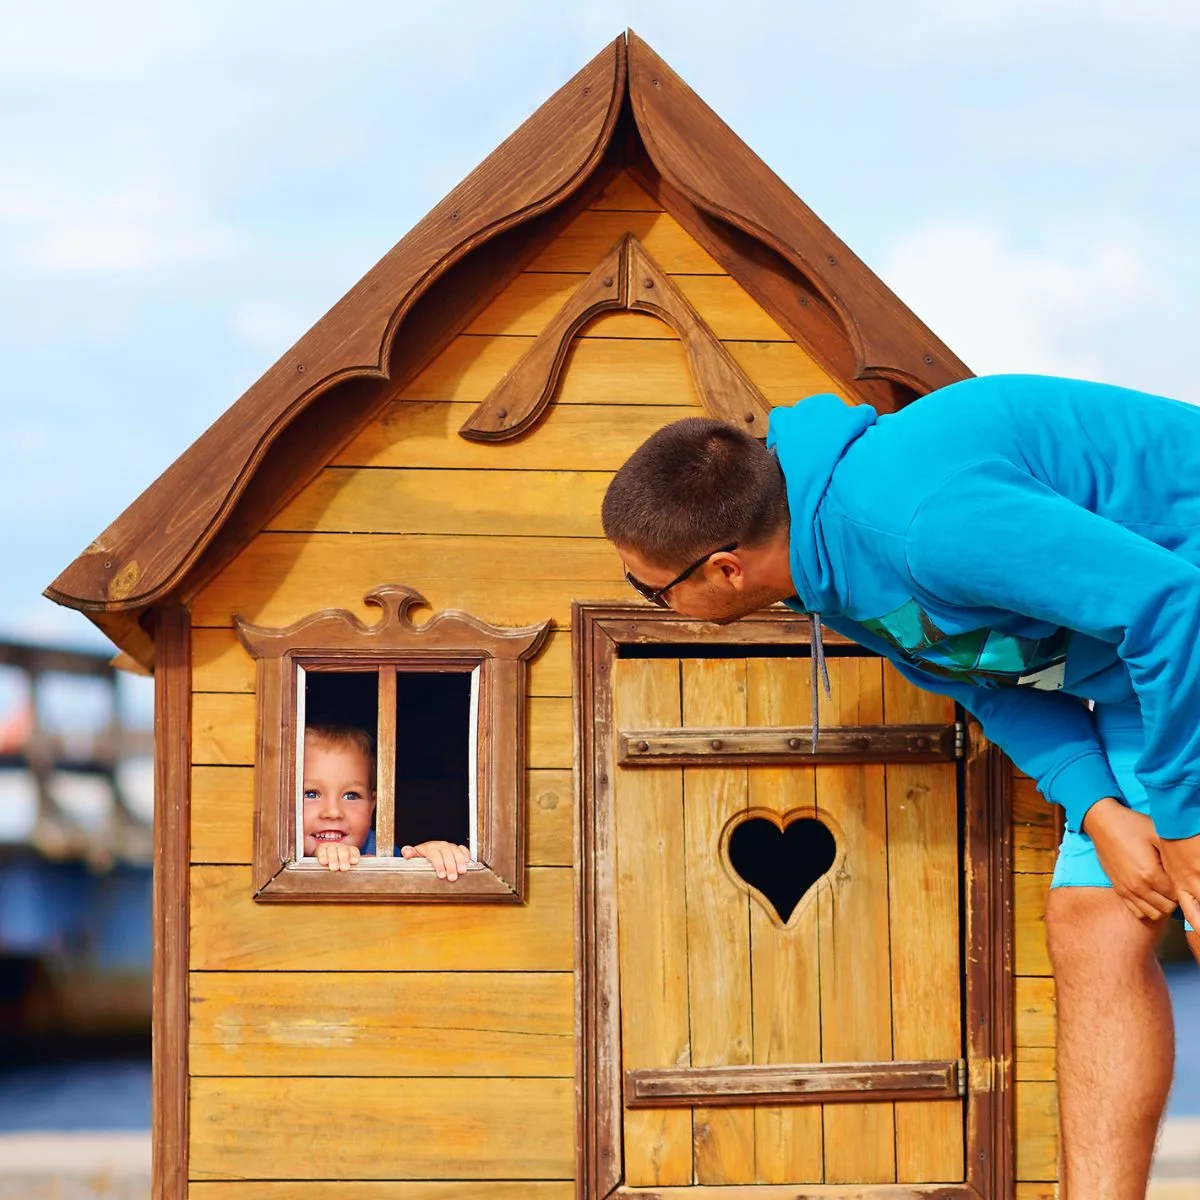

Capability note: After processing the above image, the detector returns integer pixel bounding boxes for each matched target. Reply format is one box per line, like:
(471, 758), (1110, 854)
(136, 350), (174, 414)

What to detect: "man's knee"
(1045, 886), (1159, 976)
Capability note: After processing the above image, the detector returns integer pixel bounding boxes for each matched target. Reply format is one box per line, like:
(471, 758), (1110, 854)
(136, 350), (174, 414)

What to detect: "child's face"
(301, 736), (376, 857)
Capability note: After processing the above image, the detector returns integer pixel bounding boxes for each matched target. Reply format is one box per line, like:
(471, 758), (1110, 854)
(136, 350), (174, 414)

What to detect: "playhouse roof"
(46, 31), (969, 665)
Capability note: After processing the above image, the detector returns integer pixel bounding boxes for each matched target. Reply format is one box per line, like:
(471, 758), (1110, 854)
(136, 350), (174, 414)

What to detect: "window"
(235, 584), (549, 901)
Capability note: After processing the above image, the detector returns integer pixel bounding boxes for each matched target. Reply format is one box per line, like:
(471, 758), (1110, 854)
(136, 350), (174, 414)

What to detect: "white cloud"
(879, 221), (1160, 382)
(2, 170), (232, 274)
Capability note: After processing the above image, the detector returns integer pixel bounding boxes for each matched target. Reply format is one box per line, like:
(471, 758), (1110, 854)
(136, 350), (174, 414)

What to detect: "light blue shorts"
(1051, 701), (1192, 930)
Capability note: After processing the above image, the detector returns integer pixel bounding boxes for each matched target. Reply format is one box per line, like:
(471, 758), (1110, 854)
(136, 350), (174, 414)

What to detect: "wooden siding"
(183, 171), (1050, 1192)
(186, 174), (853, 1192)
(1012, 772), (1059, 1183)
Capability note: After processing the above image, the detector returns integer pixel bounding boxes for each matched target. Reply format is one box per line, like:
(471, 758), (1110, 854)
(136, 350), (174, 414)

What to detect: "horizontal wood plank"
(589, 170), (660, 211)
(333, 401), (707, 471)
(465, 274), (792, 341)
(1013, 775), (1059, 873)
(190, 1076), (572, 1180)
(1014, 873), (1053, 977)
(527, 209), (722, 273)
(190, 1185), (573, 1200)
(1014, 1080), (1058, 1182)
(392, 334), (834, 407)
(1015, 976), (1056, 1047)
(191, 534), (627, 629)
(266, 468), (608, 538)
(190, 866), (573, 970)
(189, 971), (572, 1076)
(626, 1060), (962, 1107)
(1015, 1044), (1056, 1082)
(193, 626), (572, 697)
(190, 766), (573, 867)
(193, 692), (571, 770)
(618, 723), (957, 765)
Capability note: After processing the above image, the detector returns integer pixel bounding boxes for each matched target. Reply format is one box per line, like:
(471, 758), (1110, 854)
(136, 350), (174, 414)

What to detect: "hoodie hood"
(766, 394), (877, 614)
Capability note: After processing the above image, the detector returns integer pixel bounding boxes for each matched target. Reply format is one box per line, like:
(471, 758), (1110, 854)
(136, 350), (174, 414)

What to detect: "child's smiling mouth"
(311, 830), (349, 841)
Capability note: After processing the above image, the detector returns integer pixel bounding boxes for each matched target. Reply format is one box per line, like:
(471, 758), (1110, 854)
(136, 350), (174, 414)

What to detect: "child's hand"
(314, 840), (362, 872)
(401, 840), (471, 881)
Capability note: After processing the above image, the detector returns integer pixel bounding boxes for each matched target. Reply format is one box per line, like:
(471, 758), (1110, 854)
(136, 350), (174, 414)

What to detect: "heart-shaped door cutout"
(726, 813), (837, 925)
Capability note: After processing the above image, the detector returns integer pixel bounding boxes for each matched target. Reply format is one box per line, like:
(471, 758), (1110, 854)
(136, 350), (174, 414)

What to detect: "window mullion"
(376, 666), (397, 857)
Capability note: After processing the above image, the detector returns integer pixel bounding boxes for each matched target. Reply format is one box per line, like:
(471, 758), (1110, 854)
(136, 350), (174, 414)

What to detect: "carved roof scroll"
(626, 32), (971, 394)
(459, 234), (772, 442)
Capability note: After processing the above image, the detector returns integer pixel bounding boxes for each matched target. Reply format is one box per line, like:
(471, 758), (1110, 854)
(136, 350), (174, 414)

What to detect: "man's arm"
(905, 456), (1200, 842)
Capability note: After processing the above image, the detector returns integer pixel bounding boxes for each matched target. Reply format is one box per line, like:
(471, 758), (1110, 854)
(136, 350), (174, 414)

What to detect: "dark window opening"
(301, 667), (472, 857)
(395, 672), (472, 849)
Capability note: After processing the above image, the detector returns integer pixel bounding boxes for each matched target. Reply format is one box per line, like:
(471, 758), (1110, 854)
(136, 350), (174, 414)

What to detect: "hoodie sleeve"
(885, 658), (1119, 833)
(904, 457), (1200, 841)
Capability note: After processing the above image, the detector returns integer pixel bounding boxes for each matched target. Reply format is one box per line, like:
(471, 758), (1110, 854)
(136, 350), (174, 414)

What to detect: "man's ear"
(712, 550), (745, 588)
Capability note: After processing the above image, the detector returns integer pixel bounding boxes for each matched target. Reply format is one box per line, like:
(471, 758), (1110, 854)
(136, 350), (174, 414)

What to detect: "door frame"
(573, 602), (1015, 1200)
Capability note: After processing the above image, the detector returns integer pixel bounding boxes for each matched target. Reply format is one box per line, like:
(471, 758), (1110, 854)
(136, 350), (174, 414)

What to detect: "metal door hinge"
(954, 721), (966, 759)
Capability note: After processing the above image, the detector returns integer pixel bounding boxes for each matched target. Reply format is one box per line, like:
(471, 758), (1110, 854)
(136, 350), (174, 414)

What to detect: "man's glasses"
(624, 543), (738, 608)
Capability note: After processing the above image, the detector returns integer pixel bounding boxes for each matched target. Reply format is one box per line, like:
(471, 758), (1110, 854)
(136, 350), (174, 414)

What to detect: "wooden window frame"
(236, 584), (549, 902)
(573, 602), (1015, 1199)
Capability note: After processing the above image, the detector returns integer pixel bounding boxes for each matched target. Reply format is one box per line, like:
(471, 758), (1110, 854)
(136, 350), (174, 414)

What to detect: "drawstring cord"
(810, 612), (831, 753)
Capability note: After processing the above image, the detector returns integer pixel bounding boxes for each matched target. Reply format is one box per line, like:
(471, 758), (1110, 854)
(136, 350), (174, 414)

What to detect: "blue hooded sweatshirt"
(766, 374), (1200, 841)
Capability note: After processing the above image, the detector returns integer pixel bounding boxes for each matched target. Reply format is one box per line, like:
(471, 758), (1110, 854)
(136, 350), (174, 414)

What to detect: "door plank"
(682, 659), (756, 1185)
(817, 657), (897, 1184)
(613, 658), (693, 1186)
(883, 668), (965, 1182)
(745, 657), (824, 1183)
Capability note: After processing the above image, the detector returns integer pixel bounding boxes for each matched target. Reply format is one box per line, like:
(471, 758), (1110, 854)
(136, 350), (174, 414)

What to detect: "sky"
(2, 0), (1198, 660)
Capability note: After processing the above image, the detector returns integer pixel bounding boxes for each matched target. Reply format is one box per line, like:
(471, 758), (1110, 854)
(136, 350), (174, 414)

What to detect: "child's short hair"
(304, 723), (375, 767)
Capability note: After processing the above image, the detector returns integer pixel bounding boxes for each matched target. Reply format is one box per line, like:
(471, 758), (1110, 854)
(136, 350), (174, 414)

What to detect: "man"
(601, 373), (1199, 1200)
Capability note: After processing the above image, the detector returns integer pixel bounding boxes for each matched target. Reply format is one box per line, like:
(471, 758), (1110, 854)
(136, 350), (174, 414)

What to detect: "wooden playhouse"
(48, 33), (1061, 1200)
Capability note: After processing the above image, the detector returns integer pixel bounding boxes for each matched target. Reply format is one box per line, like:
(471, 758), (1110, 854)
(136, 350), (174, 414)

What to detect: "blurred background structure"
(0, 641), (152, 1198)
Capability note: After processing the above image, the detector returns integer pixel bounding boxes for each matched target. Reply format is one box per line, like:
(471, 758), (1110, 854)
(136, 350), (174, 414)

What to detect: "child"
(302, 723), (471, 878)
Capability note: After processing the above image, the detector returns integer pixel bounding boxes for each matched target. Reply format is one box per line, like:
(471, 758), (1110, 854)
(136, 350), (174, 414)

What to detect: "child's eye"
(302, 788), (320, 801)
(343, 791), (364, 802)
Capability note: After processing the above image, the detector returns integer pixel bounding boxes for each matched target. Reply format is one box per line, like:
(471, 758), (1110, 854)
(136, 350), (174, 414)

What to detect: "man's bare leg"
(1046, 887), (1174, 1200)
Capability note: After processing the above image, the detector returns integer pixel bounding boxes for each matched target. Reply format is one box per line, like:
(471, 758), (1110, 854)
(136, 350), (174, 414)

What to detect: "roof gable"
(47, 31), (969, 662)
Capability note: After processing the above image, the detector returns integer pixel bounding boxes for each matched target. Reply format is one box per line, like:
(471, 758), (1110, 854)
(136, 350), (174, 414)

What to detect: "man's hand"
(1082, 797), (1177, 922)
(314, 840), (361, 872)
(1158, 831), (1200, 929)
(402, 840), (472, 881)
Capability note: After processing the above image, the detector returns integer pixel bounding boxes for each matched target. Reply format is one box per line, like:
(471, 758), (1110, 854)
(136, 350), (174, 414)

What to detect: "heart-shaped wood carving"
(726, 813), (837, 925)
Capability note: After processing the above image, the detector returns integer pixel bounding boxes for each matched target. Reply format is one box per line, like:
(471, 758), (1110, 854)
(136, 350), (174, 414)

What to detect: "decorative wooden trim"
(236, 585), (550, 903)
(625, 234), (772, 433)
(626, 33), (972, 395)
(618, 722), (959, 765)
(716, 804), (845, 931)
(964, 721), (1017, 1197)
(574, 602), (1013, 1199)
(459, 233), (771, 442)
(625, 1059), (964, 1108)
(151, 603), (190, 1200)
(459, 239), (625, 440)
(47, 36), (627, 617)
(625, 149), (917, 415)
(610, 1185), (983, 1200)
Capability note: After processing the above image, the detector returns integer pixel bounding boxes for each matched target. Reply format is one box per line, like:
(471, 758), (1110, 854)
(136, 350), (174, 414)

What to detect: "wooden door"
(576, 608), (1013, 1199)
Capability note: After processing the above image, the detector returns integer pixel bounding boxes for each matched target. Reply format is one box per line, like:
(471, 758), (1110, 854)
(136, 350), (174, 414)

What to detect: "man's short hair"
(601, 417), (788, 566)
